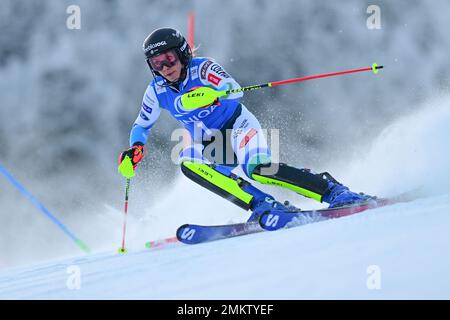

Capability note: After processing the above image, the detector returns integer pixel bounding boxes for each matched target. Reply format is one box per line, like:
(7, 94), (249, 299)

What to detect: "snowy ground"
(0, 193), (449, 299)
(1, 97), (450, 299)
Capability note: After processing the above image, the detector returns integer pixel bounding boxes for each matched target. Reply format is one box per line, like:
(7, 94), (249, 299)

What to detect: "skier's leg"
(228, 104), (272, 178)
(251, 163), (374, 207)
(251, 163), (329, 202)
(231, 105), (373, 208)
(178, 144), (282, 219)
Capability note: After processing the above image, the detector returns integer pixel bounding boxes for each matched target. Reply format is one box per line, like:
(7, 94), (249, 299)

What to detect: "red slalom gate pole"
(188, 12), (195, 49)
(182, 12), (196, 147)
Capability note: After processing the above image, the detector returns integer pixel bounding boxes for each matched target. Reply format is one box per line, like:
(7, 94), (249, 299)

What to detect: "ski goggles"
(147, 49), (179, 71)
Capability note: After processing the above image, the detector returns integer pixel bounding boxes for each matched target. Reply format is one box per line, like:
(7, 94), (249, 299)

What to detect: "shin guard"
(251, 163), (337, 202)
(181, 161), (270, 211)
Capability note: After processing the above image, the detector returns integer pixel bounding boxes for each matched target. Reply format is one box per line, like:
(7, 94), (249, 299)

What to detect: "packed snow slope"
(0, 194), (449, 299)
(1, 97), (450, 299)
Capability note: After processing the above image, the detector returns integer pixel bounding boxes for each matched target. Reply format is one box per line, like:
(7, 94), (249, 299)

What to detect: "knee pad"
(242, 150), (272, 178)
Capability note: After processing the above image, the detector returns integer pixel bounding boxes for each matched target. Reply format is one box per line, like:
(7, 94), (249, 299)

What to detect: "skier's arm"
(129, 85), (162, 147)
(198, 59), (243, 100)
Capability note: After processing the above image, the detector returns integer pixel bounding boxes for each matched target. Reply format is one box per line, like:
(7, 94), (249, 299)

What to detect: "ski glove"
(118, 142), (145, 170)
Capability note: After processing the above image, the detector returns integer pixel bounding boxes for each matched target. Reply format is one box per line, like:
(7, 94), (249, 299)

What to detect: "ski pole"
(117, 156), (135, 254)
(181, 63), (383, 110)
(0, 162), (91, 254)
(118, 178), (131, 254)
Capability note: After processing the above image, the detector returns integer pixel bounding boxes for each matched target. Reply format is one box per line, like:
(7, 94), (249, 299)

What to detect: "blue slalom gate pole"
(0, 162), (90, 254)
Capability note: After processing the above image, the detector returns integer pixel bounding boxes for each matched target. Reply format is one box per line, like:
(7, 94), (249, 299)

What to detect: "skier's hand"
(118, 142), (145, 170)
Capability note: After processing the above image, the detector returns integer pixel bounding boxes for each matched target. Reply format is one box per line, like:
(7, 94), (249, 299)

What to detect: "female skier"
(118, 28), (373, 222)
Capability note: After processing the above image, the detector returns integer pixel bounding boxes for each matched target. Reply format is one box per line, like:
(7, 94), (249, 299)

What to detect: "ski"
(259, 190), (421, 231)
(176, 189), (422, 244)
(176, 220), (262, 245)
(145, 236), (180, 249)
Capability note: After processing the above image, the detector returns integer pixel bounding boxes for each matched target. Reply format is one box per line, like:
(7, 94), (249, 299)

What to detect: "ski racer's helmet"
(142, 28), (192, 81)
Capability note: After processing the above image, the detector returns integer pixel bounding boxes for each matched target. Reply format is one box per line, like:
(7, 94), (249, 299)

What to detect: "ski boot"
(321, 174), (376, 208)
(247, 197), (300, 222)
(251, 163), (376, 209)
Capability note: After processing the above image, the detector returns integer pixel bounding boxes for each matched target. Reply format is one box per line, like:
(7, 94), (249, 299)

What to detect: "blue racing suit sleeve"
(130, 124), (151, 146)
(129, 84), (162, 147)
